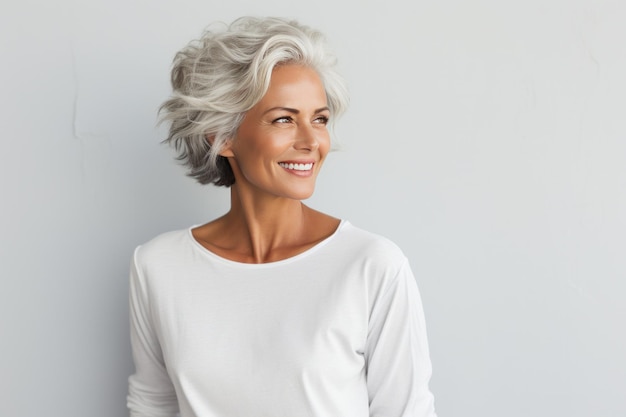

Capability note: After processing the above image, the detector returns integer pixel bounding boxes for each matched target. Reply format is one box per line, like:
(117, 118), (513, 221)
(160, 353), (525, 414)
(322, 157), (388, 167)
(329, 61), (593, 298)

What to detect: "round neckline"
(187, 219), (348, 268)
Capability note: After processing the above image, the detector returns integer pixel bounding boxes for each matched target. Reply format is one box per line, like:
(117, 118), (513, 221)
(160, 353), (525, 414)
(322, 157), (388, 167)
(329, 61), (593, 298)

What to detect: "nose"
(294, 124), (320, 151)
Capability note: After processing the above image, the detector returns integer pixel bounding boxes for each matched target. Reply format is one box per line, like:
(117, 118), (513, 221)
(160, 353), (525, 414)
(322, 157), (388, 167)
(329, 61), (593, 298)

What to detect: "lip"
(277, 160), (316, 177)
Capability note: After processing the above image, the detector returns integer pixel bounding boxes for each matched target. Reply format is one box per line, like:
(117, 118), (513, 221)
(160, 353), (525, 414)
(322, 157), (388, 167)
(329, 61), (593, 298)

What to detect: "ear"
(206, 135), (235, 158)
(218, 142), (235, 158)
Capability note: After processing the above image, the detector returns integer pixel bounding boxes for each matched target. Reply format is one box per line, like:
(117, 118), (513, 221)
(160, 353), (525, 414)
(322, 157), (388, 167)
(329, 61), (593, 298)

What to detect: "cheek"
(319, 135), (331, 158)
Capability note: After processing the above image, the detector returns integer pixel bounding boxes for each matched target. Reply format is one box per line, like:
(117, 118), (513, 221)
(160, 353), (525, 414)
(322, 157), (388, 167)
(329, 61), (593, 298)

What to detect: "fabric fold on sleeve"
(127, 246), (180, 417)
(365, 258), (437, 417)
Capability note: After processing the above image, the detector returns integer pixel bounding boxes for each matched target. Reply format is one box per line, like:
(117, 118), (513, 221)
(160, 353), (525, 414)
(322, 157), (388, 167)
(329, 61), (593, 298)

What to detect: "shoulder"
(336, 222), (406, 261)
(133, 228), (194, 272)
(328, 222), (415, 308)
(331, 221), (409, 275)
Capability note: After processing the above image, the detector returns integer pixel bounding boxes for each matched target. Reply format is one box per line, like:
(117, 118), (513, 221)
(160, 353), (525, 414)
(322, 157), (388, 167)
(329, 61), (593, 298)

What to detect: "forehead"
(256, 65), (327, 107)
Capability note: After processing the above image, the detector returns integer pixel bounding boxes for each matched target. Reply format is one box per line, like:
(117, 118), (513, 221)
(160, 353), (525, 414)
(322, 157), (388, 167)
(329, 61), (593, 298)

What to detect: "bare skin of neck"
(191, 185), (340, 264)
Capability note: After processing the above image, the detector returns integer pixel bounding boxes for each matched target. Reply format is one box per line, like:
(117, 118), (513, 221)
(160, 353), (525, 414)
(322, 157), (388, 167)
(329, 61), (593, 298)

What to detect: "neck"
(221, 185), (311, 263)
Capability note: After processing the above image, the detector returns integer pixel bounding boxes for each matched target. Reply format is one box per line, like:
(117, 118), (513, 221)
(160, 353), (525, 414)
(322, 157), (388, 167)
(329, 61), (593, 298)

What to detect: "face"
(221, 64), (331, 201)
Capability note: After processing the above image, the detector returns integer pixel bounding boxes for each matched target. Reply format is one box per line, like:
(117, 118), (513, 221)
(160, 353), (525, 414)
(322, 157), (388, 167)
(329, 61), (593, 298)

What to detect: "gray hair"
(159, 16), (350, 186)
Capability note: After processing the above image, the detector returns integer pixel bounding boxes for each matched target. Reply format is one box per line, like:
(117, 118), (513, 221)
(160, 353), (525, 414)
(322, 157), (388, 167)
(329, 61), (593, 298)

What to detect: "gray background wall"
(1, 0), (625, 416)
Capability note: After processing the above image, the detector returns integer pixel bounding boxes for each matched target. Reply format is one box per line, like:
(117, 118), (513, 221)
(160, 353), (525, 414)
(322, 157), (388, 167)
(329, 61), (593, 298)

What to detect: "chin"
(282, 186), (316, 201)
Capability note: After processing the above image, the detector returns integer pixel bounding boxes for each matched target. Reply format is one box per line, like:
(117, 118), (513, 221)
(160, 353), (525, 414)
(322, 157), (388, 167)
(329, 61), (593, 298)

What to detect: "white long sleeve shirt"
(128, 220), (436, 417)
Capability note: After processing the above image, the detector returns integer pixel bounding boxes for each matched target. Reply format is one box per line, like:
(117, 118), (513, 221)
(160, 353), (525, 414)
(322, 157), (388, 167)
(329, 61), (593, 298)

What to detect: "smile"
(278, 162), (313, 171)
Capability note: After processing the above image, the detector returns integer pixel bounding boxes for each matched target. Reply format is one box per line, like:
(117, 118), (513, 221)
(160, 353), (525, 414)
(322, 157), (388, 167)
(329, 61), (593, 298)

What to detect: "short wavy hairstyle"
(159, 16), (350, 186)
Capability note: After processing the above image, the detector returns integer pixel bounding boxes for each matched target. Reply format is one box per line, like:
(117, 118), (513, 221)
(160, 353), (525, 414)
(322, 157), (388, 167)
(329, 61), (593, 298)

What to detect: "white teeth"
(279, 162), (313, 171)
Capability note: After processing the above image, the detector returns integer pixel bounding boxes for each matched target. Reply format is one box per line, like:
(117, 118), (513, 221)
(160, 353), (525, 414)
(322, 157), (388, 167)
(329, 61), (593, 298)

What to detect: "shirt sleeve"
(127, 246), (180, 417)
(365, 258), (437, 417)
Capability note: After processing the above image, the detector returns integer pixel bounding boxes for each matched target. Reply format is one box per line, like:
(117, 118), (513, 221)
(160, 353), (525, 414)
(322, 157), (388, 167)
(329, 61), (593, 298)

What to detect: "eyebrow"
(262, 106), (330, 115)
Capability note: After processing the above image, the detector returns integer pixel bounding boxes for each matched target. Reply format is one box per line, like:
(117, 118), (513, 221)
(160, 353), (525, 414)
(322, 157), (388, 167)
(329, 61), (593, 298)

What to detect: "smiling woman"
(127, 17), (437, 417)
(221, 65), (330, 201)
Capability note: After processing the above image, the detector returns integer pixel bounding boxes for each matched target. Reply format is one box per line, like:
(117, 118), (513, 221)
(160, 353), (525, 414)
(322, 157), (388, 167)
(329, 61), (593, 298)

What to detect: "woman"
(128, 17), (437, 417)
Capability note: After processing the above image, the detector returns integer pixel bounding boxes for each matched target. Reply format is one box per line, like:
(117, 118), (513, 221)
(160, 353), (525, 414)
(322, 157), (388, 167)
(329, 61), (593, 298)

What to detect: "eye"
(273, 116), (293, 124)
(313, 115), (329, 125)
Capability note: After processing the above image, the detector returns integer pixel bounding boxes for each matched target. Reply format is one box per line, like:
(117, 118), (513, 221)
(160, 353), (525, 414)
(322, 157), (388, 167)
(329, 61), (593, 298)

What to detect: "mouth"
(278, 161), (316, 177)
(278, 162), (314, 171)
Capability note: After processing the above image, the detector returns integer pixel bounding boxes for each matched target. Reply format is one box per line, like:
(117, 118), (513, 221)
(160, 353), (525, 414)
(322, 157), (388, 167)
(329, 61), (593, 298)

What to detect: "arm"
(127, 247), (179, 417)
(365, 259), (437, 417)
